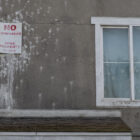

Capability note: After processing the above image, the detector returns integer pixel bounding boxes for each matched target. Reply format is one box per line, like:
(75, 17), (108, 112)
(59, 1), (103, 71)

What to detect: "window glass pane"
(134, 64), (140, 99)
(133, 27), (140, 62)
(103, 28), (129, 62)
(103, 28), (130, 98)
(133, 27), (140, 99)
(104, 63), (130, 98)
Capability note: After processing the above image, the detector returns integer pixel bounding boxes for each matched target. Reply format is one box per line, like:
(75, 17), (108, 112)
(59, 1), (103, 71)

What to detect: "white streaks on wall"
(40, 66), (43, 72)
(34, 36), (39, 44)
(0, 55), (16, 109)
(56, 27), (60, 32)
(30, 11), (34, 17)
(45, 52), (48, 57)
(0, 84), (11, 109)
(52, 102), (56, 109)
(38, 93), (42, 107)
(0, 7), (2, 12)
(0, 1), (39, 109)
(48, 28), (52, 34)
(47, 6), (52, 14)
(56, 58), (59, 63)
(69, 81), (74, 89)
(37, 8), (41, 15)
(20, 79), (23, 85)
(50, 76), (55, 81)
(64, 0), (68, 8)
(64, 87), (67, 94)
(62, 56), (66, 62)
(55, 38), (59, 46)
(18, 0), (21, 4)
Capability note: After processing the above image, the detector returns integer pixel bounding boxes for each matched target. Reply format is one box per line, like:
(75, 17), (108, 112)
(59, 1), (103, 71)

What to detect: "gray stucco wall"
(0, 0), (140, 139)
(0, 0), (96, 109)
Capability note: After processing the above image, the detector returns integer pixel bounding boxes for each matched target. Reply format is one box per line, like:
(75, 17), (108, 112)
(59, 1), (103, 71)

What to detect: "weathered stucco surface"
(0, 0), (139, 139)
(0, 0), (96, 109)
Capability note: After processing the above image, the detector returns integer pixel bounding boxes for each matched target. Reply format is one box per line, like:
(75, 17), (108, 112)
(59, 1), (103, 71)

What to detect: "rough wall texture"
(0, 0), (140, 139)
(0, 0), (96, 109)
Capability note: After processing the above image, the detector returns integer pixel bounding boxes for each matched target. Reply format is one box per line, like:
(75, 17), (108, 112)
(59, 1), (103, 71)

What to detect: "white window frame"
(91, 17), (140, 107)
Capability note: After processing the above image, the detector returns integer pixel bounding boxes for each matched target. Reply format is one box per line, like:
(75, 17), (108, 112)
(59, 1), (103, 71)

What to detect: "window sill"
(97, 98), (140, 107)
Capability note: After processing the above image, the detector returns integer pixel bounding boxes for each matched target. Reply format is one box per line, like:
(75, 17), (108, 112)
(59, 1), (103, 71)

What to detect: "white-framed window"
(91, 17), (140, 107)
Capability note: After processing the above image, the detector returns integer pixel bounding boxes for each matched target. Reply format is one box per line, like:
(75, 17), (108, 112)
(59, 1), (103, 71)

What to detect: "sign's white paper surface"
(0, 23), (22, 54)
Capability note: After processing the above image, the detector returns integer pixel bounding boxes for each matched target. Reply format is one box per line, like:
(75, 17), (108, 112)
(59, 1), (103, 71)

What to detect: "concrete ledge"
(0, 110), (121, 117)
(0, 132), (132, 140)
(0, 132), (132, 136)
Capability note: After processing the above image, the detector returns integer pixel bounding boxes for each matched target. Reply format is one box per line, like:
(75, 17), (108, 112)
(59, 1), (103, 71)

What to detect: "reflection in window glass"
(103, 28), (129, 62)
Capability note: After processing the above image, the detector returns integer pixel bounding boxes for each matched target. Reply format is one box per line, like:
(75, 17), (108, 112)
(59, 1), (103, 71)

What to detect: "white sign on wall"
(0, 23), (22, 54)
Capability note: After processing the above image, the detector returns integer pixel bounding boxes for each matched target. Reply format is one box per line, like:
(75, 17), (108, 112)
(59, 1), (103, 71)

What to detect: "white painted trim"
(129, 25), (135, 100)
(0, 132), (37, 136)
(0, 110), (121, 117)
(0, 132), (132, 136)
(104, 62), (129, 63)
(97, 99), (140, 107)
(91, 17), (140, 25)
(35, 132), (132, 136)
(91, 17), (140, 107)
(95, 24), (104, 107)
(102, 26), (128, 29)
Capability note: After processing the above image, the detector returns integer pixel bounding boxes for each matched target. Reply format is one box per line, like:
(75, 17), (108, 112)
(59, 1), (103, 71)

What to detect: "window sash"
(102, 26), (136, 100)
(102, 26), (134, 100)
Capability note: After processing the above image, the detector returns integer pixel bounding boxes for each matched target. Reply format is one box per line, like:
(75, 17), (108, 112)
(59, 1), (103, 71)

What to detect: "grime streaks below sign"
(0, 23), (22, 54)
